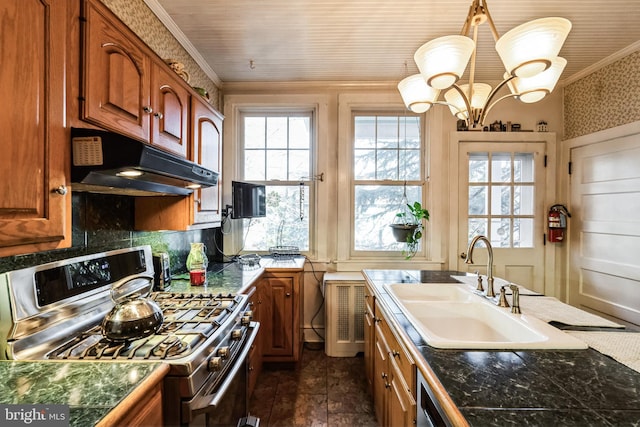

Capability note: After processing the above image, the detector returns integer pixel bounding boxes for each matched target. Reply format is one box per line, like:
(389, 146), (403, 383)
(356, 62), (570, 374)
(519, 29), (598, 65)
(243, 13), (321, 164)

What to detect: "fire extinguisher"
(548, 204), (571, 243)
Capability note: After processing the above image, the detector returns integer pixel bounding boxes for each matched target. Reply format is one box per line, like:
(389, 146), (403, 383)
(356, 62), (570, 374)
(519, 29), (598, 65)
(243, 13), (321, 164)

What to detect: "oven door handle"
(190, 323), (260, 413)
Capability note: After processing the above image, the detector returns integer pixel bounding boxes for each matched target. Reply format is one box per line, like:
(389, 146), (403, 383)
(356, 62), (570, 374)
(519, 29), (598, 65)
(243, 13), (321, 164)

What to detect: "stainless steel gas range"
(0, 246), (259, 427)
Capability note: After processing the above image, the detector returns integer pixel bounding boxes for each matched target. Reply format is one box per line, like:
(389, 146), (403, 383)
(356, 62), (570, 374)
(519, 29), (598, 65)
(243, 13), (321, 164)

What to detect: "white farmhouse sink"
(383, 283), (588, 350)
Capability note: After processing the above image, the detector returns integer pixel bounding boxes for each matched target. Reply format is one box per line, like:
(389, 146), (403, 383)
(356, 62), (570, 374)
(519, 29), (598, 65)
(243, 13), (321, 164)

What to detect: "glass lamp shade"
(496, 17), (571, 78)
(506, 57), (567, 103)
(444, 83), (492, 120)
(414, 35), (475, 90)
(398, 74), (440, 113)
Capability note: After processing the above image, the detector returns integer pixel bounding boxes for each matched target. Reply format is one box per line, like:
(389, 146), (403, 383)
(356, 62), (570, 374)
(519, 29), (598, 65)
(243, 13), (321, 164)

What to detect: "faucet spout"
(464, 235), (495, 298)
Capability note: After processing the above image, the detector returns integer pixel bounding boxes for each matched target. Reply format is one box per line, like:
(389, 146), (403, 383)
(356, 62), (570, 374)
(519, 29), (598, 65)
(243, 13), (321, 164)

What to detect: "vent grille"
(325, 278), (365, 357)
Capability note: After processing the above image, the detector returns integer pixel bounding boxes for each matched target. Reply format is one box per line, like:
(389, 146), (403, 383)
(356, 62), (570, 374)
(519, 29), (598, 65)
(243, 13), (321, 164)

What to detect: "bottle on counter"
(186, 242), (208, 286)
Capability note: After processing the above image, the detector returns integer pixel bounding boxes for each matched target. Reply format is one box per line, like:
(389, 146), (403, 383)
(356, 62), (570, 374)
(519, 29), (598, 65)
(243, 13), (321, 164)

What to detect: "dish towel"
(519, 296), (624, 328)
(567, 331), (640, 374)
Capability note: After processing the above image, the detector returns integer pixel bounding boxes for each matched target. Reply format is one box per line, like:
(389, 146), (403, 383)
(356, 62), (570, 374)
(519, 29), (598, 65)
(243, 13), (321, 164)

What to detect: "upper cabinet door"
(0, 0), (69, 256)
(150, 63), (190, 158)
(82, 0), (151, 141)
(191, 96), (223, 224)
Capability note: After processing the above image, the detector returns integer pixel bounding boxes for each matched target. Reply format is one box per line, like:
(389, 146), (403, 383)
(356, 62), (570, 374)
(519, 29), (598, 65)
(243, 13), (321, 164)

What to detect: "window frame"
(236, 108), (317, 255)
(349, 109), (428, 259)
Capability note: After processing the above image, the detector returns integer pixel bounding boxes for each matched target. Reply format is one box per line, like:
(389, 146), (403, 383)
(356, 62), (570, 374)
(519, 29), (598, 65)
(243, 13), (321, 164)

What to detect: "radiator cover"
(323, 273), (366, 357)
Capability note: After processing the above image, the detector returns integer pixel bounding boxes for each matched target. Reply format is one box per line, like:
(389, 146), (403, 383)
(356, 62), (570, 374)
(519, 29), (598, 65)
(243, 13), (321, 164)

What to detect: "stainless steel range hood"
(71, 128), (218, 196)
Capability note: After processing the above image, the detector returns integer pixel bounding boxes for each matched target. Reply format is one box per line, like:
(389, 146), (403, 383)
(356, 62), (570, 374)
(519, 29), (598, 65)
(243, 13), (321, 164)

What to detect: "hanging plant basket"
(390, 223), (419, 242)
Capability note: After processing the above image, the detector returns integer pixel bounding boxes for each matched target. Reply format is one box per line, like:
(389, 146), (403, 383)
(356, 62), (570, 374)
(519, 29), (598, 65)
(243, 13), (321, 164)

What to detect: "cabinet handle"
(53, 185), (67, 196)
(143, 106), (153, 114)
(154, 112), (164, 119)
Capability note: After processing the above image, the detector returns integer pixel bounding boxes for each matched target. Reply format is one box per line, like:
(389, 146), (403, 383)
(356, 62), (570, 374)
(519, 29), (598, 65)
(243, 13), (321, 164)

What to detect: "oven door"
(183, 323), (259, 427)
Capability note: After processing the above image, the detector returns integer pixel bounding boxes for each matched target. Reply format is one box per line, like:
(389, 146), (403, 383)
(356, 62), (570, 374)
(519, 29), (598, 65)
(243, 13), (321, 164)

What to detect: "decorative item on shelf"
(186, 242), (208, 286)
(390, 196), (430, 260)
(537, 120), (549, 132)
(164, 58), (190, 83)
(511, 123), (521, 131)
(397, 0), (570, 130)
(192, 86), (210, 101)
(490, 120), (503, 132)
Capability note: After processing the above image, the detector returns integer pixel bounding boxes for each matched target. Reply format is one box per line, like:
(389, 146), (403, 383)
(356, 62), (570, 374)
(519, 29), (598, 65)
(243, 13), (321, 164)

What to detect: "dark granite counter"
(363, 269), (640, 426)
(167, 256), (305, 295)
(0, 361), (166, 427)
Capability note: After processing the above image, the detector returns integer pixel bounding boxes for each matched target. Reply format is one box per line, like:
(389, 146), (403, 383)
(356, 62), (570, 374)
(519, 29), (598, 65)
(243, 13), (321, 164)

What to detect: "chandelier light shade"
(398, 0), (571, 128)
(496, 17), (572, 78)
(506, 56), (567, 103)
(414, 35), (475, 90)
(398, 74), (440, 113)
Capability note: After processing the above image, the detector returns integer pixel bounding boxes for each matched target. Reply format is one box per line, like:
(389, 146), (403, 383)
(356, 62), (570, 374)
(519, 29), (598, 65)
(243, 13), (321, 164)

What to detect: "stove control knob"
(231, 329), (243, 340)
(208, 357), (223, 371)
(217, 346), (230, 359)
(244, 310), (253, 320)
(241, 315), (251, 326)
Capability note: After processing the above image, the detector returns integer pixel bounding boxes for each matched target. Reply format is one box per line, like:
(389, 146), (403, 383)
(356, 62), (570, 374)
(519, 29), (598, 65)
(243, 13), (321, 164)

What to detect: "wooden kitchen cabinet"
(258, 270), (303, 362)
(364, 281), (376, 394)
(82, 0), (190, 158)
(134, 96), (223, 230)
(369, 299), (416, 427)
(0, 0), (70, 257)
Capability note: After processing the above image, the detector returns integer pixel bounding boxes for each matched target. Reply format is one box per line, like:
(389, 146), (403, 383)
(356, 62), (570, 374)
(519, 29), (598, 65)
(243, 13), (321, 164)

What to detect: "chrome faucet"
(465, 235), (495, 298)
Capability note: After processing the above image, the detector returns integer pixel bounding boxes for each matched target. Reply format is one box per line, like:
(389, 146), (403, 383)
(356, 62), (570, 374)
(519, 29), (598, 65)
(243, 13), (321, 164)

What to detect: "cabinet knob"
(143, 106), (153, 114)
(53, 185), (67, 196)
(286, 292), (291, 297)
(392, 350), (400, 358)
(374, 317), (382, 323)
(154, 112), (164, 119)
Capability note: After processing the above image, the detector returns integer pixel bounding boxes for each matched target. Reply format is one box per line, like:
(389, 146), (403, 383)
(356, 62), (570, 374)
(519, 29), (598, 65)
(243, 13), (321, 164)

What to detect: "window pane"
(490, 218), (511, 248)
(244, 151), (265, 180)
(469, 153), (488, 182)
(491, 185), (511, 216)
(244, 117), (265, 149)
(514, 153), (534, 182)
(266, 150), (288, 180)
(288, 150), (309, 180)
(491, 153), (511, 182)
(354, 185), (421, 251)
(266, 117), (288, 148)
(243, 185), (309, 251)
(469, 186), (487, 215)
(354, 116), (375, 149)
(289, 117), (310, 149)
(514, 218), (534, 248)
(399, 149), (421, 181)
(354, 149), (376, 180)
(376, 149), (398, 180)
(468, 218), (487, 241)
(400, 116), (421, 149)
(514, 185), (534, 215)
(377, 116), (399, 149)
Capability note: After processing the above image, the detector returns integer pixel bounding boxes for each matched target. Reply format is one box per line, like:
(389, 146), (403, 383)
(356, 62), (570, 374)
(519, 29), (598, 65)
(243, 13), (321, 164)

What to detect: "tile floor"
(249, 345), (378, 427)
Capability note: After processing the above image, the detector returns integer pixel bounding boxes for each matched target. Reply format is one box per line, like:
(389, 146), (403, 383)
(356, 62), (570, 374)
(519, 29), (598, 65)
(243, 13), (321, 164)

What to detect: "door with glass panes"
(455, 141), (548, 293)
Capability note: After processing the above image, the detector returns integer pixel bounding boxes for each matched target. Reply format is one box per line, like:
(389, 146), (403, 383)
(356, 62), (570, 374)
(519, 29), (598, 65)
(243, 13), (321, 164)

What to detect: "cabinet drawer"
(380, 316), (414, 394)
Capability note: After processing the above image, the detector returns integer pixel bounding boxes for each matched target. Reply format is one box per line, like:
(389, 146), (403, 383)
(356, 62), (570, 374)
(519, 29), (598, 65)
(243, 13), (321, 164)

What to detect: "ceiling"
(147, 0), (640, 87)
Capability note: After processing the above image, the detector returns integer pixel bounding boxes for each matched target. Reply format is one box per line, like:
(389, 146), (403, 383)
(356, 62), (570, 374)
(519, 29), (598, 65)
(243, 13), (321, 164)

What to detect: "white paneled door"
(449, 133), (555, 295)
(569, 132), (640, 326)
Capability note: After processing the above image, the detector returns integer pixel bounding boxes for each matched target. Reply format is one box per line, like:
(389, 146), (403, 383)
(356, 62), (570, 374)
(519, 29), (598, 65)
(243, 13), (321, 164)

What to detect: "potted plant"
(390, 201), (430, 259)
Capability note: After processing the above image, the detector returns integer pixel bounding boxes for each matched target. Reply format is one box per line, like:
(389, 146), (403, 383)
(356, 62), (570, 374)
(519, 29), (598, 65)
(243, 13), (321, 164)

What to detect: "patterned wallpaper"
(564, 50), (640, 140)
(99, 0), (221, 110)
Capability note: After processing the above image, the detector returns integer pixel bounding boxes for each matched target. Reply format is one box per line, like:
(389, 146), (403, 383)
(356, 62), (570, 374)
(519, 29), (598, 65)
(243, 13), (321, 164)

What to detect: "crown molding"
(562, 40), (640, 86)
(143, 0), (222, 87)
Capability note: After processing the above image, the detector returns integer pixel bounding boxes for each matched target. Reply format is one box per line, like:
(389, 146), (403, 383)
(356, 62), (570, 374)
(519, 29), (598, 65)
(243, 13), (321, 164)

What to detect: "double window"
(238, 111), (313, 252)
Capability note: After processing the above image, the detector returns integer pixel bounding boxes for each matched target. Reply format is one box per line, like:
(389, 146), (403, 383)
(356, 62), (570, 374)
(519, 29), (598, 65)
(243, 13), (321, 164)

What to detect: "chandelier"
(397, 0), (571, 129)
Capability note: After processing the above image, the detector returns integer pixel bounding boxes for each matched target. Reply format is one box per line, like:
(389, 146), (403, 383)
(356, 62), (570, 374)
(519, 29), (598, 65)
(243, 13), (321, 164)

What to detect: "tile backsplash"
(0, 193), (222, 274)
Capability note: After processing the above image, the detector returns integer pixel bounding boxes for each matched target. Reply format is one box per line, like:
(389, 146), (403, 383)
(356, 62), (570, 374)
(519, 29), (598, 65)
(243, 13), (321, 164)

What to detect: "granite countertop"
(0, 361), (166, 427)
(363, 269), (640, 426)
(168, 256), (305, 295)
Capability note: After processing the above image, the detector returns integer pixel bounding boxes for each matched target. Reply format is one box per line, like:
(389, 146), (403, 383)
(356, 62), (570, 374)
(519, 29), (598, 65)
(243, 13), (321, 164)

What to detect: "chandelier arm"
(460, 1), (478, 36)
(449, 84), (474, 125)
(481, 0), (501, 41)
(479, 93), (519, 126)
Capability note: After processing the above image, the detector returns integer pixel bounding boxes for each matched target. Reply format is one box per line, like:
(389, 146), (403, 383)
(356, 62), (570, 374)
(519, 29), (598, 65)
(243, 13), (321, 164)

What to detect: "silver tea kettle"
(101, 275), (163, 342)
